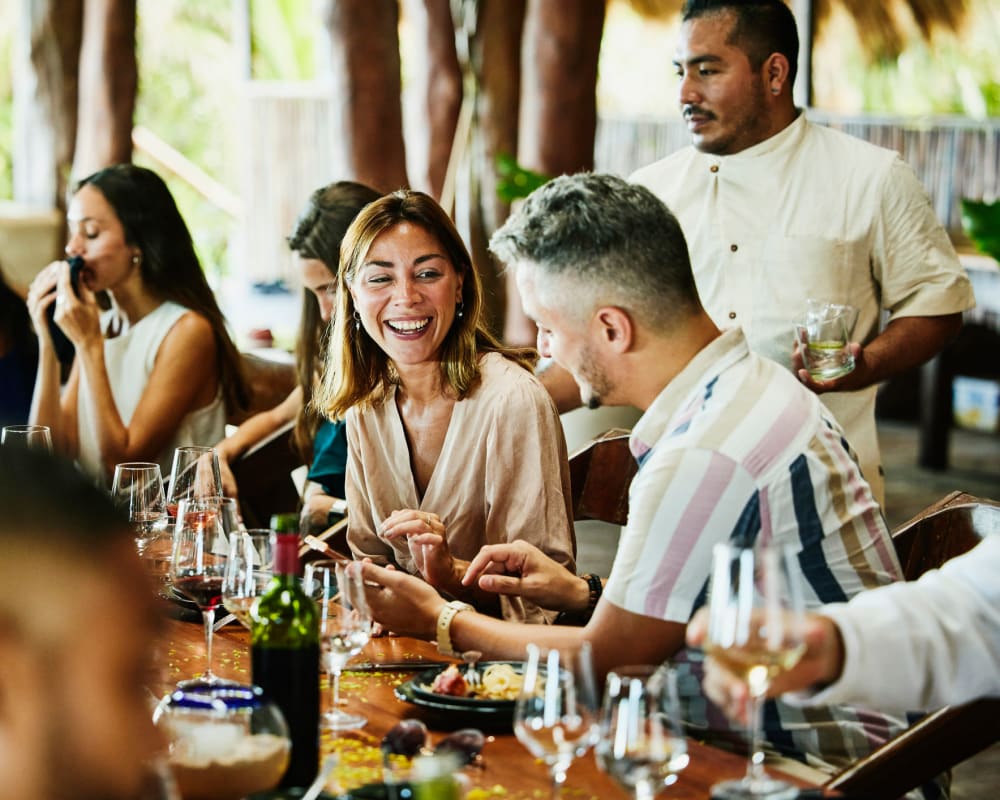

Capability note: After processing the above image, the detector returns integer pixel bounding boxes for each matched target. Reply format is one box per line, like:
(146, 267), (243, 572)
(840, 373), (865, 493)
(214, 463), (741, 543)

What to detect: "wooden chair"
(568, 428), (636, 526)
(228, 420), (301, 530)
(229, 352), (297, 426)
(824, 492), (1000, 798)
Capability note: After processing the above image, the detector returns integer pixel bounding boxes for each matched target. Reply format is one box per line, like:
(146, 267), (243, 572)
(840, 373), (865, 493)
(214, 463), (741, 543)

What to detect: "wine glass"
(596, 665), (690, 799)
(220, 496), (245, 537)
(1, 424), (52, 451)
(222, 530), (275, 630)
(111, 462), (168, 558)
(703, 543), (807, 800)
(513, 642), (599, 799)
(304, 559), (373, 731)
(171, 497), (230, 687)
(167, 446), (222, 519)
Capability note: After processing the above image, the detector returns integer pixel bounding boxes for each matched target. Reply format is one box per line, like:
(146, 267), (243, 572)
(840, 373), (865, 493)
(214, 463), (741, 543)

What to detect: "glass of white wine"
(513, 642), (599, 799)
(110, 461), (168, 559)
(596, 664), (689, 799)
(222, 530), (275, 629)
(305, 559), (373, 731)
(703, 543), (806, 800)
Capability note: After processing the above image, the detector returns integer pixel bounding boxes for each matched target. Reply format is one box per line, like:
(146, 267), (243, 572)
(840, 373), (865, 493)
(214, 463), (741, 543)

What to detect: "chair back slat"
(568, 428), (636, 526)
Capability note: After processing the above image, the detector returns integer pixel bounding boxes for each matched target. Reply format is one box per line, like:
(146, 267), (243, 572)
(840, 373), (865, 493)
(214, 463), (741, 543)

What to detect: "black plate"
(395, 664), (520, 717)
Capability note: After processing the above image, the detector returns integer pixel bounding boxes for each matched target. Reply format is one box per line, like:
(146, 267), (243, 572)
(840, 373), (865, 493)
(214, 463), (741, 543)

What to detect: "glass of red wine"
(171, 497), (230, 687)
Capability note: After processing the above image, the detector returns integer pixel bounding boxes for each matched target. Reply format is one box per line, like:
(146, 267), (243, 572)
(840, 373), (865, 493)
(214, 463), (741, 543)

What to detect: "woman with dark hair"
(0, 265), (38, 427)
(26, 164), (249, 481)
(314, 189), (576, 624)
(216, 180), (380, 531)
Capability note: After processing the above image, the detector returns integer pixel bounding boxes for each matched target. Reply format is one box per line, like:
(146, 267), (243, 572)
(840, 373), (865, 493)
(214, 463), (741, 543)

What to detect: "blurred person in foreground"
(687, 534), (1000, 720)
(215, 181), (380, 533)
(314, 189), (575, 623)
(0, 447), (163, 800)
(357, 174), (932, 783)
(0, 263), (38, 427)
(542, 0), (974, 508)
(26, 164), (248, 483)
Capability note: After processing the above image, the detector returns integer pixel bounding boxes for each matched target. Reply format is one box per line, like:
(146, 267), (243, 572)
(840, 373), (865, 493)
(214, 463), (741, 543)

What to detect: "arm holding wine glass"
(688, 534), (1000, 717)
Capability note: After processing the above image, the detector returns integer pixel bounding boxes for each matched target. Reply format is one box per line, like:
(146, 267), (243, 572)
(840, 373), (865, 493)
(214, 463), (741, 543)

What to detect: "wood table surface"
(156, 611), (824, 799)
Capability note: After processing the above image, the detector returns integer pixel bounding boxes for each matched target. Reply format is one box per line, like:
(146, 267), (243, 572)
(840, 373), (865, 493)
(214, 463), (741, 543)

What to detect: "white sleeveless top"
(77, 301), (227, 482)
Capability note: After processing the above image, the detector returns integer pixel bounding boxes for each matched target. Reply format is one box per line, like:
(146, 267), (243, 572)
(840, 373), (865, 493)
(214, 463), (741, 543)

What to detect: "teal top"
(306, 418), (347, 498)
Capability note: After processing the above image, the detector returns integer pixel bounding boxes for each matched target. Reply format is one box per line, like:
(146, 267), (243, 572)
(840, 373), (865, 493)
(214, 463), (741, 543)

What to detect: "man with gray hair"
(360, 173), (912, 780)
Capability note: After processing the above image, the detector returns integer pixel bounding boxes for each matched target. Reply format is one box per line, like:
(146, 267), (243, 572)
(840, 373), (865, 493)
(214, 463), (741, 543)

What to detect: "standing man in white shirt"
(544, 0), (975, 506)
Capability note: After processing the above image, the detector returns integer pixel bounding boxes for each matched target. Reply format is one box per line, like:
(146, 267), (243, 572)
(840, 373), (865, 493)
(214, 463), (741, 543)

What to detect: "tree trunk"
(508, 0), (604, 343)
(321, 0), (409, 193)
(13, 0), (83, 209)
(406, 0), (462, 200)
(73, 0), (137, 179)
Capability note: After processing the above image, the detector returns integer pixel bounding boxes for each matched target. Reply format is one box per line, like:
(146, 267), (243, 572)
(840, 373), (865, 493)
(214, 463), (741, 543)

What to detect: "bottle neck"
(273, 534), (301, 577)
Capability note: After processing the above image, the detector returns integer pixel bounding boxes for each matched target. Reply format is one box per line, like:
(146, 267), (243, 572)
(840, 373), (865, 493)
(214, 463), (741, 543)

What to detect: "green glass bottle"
(251, 528), (319, 789)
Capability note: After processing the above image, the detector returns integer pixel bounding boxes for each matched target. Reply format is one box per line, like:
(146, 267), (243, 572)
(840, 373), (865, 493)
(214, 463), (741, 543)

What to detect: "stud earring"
(132, 253), (141, 265)
(353, 310), (361, 331)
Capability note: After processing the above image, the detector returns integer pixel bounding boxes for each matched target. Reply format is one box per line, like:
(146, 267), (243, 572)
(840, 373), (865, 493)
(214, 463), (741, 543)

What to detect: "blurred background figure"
(0, 262), (37, 428)
(216, 181), (380, 534)
(0, 447), (164, 800)
(25, 164), (248, 484)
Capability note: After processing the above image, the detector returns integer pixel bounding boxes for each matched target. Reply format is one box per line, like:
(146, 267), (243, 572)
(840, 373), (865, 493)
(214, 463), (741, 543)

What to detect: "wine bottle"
(251, 530), (320, 789)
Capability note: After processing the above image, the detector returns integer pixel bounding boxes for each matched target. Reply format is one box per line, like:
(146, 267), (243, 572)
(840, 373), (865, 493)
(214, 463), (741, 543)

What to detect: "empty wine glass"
(596, 665), (690, 799)
(222, 530), (275, 630)
(703, 543), (807, 800)
(111, 462), (168, 558)
(167, 446), (222, 519)
(171, 498), (230, 687)
(514, 642), (599, 799)
(304, 559), (373, 731)
(1, 424), (52, 451)
(220, 497), (245, 537)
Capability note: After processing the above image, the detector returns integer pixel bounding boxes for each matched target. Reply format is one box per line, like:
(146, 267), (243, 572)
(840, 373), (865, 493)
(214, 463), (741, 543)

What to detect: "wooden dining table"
(155, 610), (825, 799)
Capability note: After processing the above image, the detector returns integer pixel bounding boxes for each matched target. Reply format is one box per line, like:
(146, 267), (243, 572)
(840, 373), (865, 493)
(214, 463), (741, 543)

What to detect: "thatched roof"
(620, 0), (970, 60)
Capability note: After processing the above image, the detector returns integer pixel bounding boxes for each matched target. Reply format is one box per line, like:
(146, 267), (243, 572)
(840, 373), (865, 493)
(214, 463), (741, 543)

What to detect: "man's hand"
(685, 608), (846, 725)
(358, 560), (445, 639)
(462, 541), (591, 613)
(793, 340), (866, 394)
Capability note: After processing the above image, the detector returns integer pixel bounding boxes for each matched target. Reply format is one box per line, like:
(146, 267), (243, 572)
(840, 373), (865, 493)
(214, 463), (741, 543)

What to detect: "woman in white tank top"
(25, 165), (249, 483)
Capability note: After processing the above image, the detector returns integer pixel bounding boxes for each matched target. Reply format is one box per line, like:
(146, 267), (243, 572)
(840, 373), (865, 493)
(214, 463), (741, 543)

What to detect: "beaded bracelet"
(555, 573), (603, 626)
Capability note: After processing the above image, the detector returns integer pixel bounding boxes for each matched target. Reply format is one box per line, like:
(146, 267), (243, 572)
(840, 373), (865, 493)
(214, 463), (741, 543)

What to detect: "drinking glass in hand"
(703, 543), (806, 800)
(304, 559), (373, 731)
(171, 498), (229, 687)
(167, 446), (222, 519)
(223, 530), (275, 630)
(596, 665), (689, 800)
(111, 462), (168, 556)
(514, 642), (599, 799)
(1, 424), (52, 451)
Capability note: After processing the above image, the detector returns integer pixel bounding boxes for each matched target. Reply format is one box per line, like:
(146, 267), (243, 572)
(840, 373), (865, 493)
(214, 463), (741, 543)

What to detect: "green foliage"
(961, 198), (1000, 262)
(251, 0), (315, 80)
(495, 154), (551, 203)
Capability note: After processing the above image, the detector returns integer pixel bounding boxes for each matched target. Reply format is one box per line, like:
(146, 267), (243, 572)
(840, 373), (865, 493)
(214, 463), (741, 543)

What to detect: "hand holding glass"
(703, 544), (806, 800)
(794, 300), (859, 380)
(514, 642), (599, 799)
(596, 665), (689, 799)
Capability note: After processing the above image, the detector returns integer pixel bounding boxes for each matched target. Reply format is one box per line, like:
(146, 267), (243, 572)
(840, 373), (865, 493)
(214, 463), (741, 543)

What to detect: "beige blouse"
(345, 352), (576, 623)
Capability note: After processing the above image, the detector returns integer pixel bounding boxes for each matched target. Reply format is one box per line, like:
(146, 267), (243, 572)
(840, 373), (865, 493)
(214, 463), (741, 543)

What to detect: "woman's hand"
(381, 509), (461, 591)
(50, 265), (101, 349)
(25, 261), (62, 347)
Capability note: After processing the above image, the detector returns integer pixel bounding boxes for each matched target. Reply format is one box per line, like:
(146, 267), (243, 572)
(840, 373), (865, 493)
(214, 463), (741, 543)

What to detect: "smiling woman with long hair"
(315, 189), (576, 624)
(26, 164), (248, 482)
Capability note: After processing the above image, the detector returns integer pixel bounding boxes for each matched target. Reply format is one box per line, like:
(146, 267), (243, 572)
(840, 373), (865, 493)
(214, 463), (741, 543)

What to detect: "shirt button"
(710, 164), (719, 173)
(728, 311), (737, 320)
(730, 243), (738, 252)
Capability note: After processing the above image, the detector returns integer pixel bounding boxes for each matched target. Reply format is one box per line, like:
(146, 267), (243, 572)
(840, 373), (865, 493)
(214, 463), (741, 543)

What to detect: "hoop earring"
(353, 310), (361, 331)
(456, 301), (464, 318)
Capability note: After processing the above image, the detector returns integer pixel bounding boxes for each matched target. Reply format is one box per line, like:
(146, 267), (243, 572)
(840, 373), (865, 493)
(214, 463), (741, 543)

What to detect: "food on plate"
(427, 662), (523, 701)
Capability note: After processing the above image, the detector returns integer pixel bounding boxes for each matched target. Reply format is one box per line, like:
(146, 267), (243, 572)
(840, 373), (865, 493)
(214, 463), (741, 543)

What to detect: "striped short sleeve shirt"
(603, 328), (932, 790)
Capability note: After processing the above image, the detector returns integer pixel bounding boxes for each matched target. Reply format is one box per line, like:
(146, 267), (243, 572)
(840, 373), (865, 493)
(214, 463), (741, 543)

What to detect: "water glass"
(794, 299), (859, 380)
(111, 462), (168, 556)
(513, 642), (599, 799)
(1, 424), (52, 451)
(596, 665), (689, 799)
